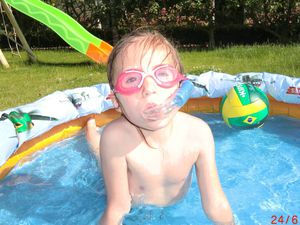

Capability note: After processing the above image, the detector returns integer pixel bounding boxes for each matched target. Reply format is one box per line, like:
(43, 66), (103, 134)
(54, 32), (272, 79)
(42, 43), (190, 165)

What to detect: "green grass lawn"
(0, 44), (299, 110)
(181, 44), (300, 75)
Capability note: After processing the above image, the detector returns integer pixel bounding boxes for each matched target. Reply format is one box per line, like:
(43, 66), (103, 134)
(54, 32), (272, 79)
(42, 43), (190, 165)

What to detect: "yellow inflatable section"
(1, 96), (299, 180)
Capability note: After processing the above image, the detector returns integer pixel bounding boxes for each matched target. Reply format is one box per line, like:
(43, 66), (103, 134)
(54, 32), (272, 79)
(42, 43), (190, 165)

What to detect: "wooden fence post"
(0, 49), (9, 68)
(0, 0), (36, 62)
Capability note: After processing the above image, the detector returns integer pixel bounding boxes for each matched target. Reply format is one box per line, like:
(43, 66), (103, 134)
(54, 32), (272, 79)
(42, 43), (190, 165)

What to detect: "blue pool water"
(0, 114), (299, 225)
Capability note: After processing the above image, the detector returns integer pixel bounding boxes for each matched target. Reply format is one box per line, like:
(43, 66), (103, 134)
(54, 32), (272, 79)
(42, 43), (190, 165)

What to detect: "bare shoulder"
(102, 116), (129, 138)
(175, 112), (214, 155)
(101, 116), (136, 156)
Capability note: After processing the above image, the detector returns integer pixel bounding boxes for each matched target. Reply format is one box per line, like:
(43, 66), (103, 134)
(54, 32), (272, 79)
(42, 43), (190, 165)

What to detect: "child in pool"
(86, 28), (234, 225)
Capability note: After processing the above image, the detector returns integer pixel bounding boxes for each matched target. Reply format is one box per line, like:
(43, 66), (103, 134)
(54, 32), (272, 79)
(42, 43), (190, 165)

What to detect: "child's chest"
(126, 143), (197, 185)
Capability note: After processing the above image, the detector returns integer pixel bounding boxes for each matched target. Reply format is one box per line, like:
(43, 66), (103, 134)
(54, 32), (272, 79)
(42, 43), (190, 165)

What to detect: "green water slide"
(5, 0), (112, 63)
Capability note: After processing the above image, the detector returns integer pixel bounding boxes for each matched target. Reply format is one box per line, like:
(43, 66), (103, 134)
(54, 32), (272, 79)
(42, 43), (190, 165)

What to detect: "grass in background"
(181, 44), (300, 76)
(0, 44), (299, 110)
(0, 50), (107, 110)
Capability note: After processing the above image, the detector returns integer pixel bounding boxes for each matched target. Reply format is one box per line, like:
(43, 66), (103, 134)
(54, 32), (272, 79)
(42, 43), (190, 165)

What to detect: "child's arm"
(99, 126), (132, 225)
(195, 123), (234, 225)
(85, 119), (101, 161)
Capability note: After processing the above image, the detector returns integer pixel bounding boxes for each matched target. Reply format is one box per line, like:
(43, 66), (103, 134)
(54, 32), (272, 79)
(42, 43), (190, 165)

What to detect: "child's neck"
(139, 119), (174, 150)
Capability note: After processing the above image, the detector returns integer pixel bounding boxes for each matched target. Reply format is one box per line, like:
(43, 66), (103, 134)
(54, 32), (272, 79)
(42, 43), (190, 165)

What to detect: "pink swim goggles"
(113, 64), (187, 95)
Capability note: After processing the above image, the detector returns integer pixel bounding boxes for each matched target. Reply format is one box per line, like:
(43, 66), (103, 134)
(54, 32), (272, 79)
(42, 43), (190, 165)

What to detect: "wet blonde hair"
(107, 28), (184, 90)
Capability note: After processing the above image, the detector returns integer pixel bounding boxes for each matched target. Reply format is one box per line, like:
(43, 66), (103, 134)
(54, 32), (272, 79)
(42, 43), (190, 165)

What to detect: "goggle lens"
(120, 72), (142, 89)
(154, 66), (177, 83)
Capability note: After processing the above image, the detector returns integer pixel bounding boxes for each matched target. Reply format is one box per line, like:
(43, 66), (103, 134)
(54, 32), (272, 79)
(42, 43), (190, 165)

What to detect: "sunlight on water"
(0, 114), (299, 225)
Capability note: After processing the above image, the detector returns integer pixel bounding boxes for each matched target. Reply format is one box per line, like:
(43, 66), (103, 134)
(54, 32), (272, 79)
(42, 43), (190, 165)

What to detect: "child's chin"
(143, 117), (171, 130)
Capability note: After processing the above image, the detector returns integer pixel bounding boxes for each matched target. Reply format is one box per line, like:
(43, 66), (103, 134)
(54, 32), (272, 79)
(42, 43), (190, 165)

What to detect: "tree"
(244, 0), (299, 43)
(54, 0), (107, 29)
(208, 0), (216, 49)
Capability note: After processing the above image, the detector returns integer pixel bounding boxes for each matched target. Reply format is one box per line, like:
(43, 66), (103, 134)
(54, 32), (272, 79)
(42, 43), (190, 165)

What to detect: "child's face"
(113, 42), (180, 130)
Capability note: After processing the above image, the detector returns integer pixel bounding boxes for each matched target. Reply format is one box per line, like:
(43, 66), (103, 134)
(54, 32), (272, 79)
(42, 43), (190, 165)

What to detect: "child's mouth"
(144, 103), (158, 111)
(142, 95), (176, 121)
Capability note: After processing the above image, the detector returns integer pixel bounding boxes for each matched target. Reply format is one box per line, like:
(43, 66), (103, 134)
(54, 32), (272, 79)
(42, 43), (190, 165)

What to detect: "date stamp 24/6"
(271, 215), (299, 224)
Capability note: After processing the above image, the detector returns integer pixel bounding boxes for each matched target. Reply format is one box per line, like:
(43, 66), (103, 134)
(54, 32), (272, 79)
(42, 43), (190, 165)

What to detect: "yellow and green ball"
(220, 83), (269, 129)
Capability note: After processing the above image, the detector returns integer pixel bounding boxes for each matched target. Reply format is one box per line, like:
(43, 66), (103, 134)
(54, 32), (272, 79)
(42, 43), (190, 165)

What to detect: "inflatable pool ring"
(0, 71), (299, 180)
(220, 83), (270, 129)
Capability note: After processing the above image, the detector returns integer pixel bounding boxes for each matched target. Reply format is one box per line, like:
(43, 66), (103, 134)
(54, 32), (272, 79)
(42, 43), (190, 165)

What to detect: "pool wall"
(1, 71), (299, 179)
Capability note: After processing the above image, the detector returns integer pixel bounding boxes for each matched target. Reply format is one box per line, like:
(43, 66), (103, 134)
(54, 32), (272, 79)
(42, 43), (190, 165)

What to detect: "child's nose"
(141, 76), (157, 97)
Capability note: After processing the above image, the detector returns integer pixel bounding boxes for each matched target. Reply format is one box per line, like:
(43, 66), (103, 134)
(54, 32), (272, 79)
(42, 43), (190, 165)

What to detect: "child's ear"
(108, 91), (121, 112)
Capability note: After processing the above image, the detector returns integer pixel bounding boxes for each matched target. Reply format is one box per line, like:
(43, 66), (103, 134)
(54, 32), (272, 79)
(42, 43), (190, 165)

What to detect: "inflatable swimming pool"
(1, 114), (299, 225)
(0, 71), (299, 179)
